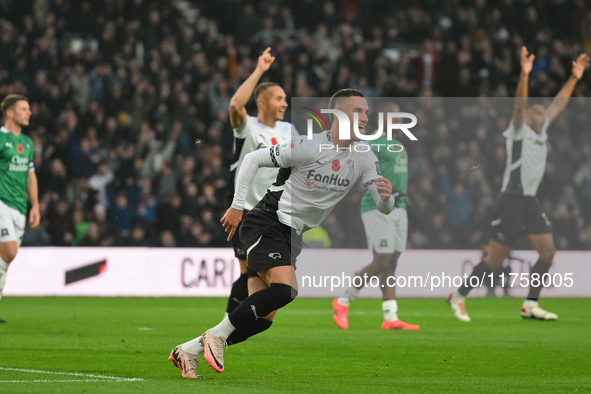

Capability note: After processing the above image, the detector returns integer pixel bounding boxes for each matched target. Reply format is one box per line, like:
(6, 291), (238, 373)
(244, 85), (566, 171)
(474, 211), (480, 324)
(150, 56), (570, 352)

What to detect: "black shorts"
(230, 209), (250, 260)
(490, 193), (552, 247)
(227, 187), (250, 259)
(239, 208), (302, 277)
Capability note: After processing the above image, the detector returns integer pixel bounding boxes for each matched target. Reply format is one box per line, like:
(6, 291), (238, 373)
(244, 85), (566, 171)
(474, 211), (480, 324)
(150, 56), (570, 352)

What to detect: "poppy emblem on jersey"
(271, 137), (278, 146)
(332, 160), (341, 172)
(17, 144), (24, 153)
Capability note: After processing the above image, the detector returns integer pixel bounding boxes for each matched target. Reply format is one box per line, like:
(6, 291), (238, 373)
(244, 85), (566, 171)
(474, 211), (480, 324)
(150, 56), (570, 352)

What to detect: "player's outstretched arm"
(546, 53), (590, 123)
(229, 47), (276, 128)
(512, 46), (535, 129)
(27, 170), (40, 228)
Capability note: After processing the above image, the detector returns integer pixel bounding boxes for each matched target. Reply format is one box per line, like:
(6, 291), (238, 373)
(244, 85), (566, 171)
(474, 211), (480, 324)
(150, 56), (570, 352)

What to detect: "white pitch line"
(0, 379), (133, 383)
(0, 367), (144, 381)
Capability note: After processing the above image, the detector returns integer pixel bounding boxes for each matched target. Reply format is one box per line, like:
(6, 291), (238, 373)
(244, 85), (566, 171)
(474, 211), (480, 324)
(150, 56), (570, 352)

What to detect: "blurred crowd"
(0, 0), (590, 249)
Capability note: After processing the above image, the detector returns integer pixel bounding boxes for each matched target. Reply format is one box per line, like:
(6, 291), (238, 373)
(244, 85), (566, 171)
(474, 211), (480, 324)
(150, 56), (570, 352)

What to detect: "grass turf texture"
(0, 297), (590, 393)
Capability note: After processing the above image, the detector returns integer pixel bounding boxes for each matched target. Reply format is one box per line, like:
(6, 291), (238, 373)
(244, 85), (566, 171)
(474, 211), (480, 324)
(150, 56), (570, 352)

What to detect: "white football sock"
(453, 289), (464, 300)
(0, 258), (8, 302)
(523, 299), (538, 308)
(382, 300), (398, 322)
(181, 336), (204, 355)
(210, 316), (236, 338)
(338, 287), (360, 306)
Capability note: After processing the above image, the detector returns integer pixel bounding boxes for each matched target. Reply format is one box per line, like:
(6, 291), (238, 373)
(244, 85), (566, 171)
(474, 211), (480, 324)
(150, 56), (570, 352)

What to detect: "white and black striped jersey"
(231, 131), (395, 234)
(229, 115), (294, 210)
(500, 115), (549, 196)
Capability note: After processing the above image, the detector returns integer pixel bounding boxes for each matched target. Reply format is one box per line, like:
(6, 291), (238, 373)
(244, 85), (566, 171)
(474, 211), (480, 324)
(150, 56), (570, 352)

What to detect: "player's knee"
(8, 249), (17, 262)
(0, 247), (17, 264)
(539, 247), (556, 264)
(484, 254), (504, 269)
(251, 284), (296, 320)
(372, 255), (391, 272)
(389, 255), (400, 271)
(269, 283), (298, 309)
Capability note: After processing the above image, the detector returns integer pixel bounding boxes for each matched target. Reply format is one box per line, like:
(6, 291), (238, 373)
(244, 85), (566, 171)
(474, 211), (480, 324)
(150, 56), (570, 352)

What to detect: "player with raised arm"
(447, 47), (590, 322)
(168, 48), (294, 378)
(169, 89), (396, 378)
(0, 95), (41, 323)
(333, 104), (419, 330)
(224, 47), (293, 315)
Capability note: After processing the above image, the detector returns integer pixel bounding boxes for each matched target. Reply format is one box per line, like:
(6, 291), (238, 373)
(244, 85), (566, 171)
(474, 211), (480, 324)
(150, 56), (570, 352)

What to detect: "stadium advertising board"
(5, 248), (590, 298)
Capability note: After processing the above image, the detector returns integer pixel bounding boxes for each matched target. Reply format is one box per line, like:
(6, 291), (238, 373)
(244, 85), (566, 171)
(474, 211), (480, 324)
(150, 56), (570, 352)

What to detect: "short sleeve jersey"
(0, 127), (35, 215)
(500, 116), (549, 196)
(230, 115), (294, 210)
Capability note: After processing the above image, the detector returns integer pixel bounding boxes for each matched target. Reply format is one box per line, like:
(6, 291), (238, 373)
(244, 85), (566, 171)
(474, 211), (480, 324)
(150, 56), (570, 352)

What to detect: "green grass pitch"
(1, 297), (590, 393)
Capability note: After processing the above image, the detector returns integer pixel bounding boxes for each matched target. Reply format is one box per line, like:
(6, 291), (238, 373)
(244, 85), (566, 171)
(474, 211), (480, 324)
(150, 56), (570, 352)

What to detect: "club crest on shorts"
(268, 252), (282, 259)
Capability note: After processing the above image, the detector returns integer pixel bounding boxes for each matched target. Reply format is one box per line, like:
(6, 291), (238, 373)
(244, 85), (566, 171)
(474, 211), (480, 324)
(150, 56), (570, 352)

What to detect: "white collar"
(0, 126), (9, 134)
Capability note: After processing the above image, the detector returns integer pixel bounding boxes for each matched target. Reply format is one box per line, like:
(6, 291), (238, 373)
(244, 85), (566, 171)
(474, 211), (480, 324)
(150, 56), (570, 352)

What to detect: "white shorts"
(0, 199), (26, 247)
(361, 208), (408, 254)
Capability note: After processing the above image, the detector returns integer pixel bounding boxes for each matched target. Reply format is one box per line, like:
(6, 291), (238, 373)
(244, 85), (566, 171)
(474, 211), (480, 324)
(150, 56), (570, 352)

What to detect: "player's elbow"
(243, 150), (255, 163)
(229, 99), (242, 113)
(511, 117), (524, 130)
(242, 151), (262, 170)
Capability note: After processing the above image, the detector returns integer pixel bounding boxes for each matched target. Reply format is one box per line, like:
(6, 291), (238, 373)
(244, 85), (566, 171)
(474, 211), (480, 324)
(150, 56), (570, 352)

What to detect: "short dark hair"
(1, 94), (28, 116)
(253, 82), (280, 101)
(328, 89), (364, 110)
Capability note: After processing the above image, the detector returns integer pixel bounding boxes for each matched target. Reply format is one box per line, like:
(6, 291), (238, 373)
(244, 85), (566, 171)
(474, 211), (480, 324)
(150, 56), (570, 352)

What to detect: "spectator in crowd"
(88, 162), (114, 208)
(109, 193), (133, 239)
(80, 222), (102, 247)
(181, 222), (213, 248)
(156, 194), (182, 244)
(160, 230), (176, 247)
(46, 199), (73, 246)
(439, 166), (481, 248)
(127, 224), (150, 247)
